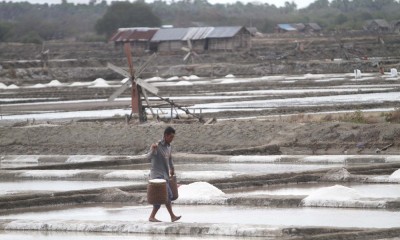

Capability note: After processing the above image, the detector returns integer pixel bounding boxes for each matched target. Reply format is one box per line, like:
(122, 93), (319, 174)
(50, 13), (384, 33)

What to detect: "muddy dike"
(1, 58), (399, 84)
(1, 34), (400, 84)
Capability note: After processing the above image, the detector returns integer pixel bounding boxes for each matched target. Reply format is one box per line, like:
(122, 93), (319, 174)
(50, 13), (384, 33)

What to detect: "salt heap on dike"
(302, 185), (363, 207)
(389, 169), (400, 181)
(175, 181), (226, 204)
(90, 78), (109, 87)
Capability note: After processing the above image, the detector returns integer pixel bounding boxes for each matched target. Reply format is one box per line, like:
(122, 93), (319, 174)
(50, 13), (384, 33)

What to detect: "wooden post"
(124, 42), (144, 121)
(170, 104), (173, 122)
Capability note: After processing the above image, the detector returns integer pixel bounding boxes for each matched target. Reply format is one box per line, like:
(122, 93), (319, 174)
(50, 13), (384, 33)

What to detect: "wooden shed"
(150, 28), (188, 53)
(109, 28), (159, 53)
(206, 26), (251, 51)
(364, 19), (390, 33)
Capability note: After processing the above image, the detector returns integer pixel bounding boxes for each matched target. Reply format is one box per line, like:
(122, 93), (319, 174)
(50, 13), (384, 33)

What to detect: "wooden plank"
(141, 88), (155, 117)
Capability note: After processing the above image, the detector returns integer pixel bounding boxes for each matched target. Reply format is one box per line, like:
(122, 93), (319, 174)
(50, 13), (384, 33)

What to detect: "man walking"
(147, 126), (181, 222)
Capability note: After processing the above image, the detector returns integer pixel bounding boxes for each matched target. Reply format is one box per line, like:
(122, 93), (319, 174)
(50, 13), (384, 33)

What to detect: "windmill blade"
(181, 47), (190, 52)
(192, 50), (200, 57)
(134, 53), (157, 79)
(108, 79), (131, 101)
(107, 63), (158, 97)
(136, 78), (159, 95)
(107, 62), (130, 78)
(183, 52), (191, 62)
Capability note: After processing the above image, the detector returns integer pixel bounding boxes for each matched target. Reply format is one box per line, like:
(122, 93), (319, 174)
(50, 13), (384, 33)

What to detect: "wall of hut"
(155, 41), (184, 52)
(207, 32), (250, 51)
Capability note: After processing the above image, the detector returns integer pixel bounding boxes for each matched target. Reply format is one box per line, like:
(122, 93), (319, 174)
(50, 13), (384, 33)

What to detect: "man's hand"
(151, 143), (158, 152)
(170, 169), (175, 177)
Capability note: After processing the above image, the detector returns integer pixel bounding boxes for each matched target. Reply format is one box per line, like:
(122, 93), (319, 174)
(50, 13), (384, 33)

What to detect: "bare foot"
(171, 216), (181, 222)
(149, 217), (161, 222)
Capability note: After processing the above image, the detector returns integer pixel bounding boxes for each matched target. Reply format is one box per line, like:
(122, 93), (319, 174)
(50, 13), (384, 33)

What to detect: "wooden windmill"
(181, 39), (200, 64)
(35, 42), (50, 71)
(107, 42), (204, 123)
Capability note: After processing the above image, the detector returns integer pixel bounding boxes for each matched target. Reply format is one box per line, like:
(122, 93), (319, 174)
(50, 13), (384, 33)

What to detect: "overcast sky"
(8, 0), (317, 9)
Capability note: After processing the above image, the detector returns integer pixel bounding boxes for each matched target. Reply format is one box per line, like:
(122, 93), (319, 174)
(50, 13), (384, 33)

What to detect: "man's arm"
(146, 143), (158, 161)
(169, 151), (175, 176)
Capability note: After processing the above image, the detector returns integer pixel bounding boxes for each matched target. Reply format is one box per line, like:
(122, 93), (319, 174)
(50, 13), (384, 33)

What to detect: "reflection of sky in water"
(175, 163), (342, 174)
(0, 180), (137, 195)
(0, 231), (245, 240)
(191, 92), (400, 109)
(2, 72), (400, 120)
(1, 205), (400, 228)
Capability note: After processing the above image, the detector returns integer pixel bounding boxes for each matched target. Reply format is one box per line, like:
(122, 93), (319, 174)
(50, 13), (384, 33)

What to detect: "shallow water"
(0, 180), (138, 195)
(174, 163), (342, 174)
(1, 204), (400, 228)
(0, 231), (253, 240)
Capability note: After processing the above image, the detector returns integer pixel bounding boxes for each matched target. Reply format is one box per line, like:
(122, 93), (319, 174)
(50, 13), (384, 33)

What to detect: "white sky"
(7, 0), (317, 9)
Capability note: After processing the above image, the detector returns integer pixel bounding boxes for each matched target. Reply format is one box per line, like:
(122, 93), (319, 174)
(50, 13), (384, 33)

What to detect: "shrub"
(384, 108), (400, 123)
(342, 110), (367, 123)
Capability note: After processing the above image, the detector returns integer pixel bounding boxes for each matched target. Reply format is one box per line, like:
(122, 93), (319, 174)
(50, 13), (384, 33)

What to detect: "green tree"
(95, 1), (161, 38)
(308, 0), (329, 9)
(0, 21), (12, 42)
(334, 13), (348, 25)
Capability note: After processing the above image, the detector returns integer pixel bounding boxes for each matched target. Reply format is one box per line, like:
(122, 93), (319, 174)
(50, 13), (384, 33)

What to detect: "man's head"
(163, 126), (175, 144)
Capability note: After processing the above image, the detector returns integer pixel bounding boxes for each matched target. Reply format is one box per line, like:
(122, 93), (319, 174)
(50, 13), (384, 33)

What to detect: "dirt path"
(1, 120), (399, 155)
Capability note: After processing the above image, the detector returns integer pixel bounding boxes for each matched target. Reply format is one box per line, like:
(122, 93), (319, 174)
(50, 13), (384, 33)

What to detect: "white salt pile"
(175, 81), (193, 86)
(146, 76), (163, 81)
(388, 169), (400, 181)
(167, 76), (180, 81)
(302, 185), (363, 207)
(31, 83), (46, 88)
(47, 80), (63, 87)
(225, 74), (235, 78)
(182, 75), (200, 80)
(174, 181), (226, 204)
(69, 82), (90, 87)
(0, 83), (7, 89)
(90, 78), (109, 87)
(7, 84), (20, 89)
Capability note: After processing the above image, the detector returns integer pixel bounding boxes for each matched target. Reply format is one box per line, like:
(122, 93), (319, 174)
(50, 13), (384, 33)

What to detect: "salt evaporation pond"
(229, 183), (400, 199)
(0, 231), (253, 240)
(0, 180), (138, 195)
(1, 204), (400, 228)
(174, 163), (343, 174)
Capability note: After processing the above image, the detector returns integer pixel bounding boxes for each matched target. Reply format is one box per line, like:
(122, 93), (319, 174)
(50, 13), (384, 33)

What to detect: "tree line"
(0, 0), (400, 43)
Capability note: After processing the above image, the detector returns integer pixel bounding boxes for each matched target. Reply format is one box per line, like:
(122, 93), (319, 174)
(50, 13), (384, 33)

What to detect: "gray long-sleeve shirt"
(147, 139), (174, 180)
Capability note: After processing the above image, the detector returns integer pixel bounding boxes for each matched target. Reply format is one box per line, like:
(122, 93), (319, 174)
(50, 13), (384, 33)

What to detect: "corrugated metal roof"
(373, 19), (390, 28)
(110, 28), (159, 42)
(307, 23), (322, 31)
(207, 26), (243, 38)
(151, 28), (189, 42)
(150, 26), (248, 42)
(182, 27), (214, 40)
(277, 24), (297, 31)
(293, 23), (305, 31)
